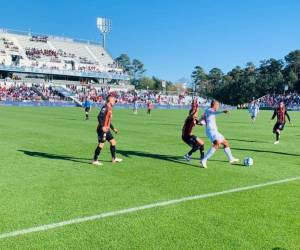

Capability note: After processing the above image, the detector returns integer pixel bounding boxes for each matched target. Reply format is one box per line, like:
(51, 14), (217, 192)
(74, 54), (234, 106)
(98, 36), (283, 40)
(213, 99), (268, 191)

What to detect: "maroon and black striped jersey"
(182, 115), (199, 137)
(97, 103), (114, 132)
(271, 107), (290, 124)
(191, 99), (198, 113)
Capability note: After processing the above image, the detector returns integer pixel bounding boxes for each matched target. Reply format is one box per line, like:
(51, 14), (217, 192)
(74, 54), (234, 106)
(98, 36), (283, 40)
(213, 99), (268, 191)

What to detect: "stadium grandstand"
(258, 93), (300, 110)
(0, 29), (215, 109)
(0, 28), (131, 96)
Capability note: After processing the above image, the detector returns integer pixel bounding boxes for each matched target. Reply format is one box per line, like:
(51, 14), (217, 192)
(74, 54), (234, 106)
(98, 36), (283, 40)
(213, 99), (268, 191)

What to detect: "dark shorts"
(97, 130), (114, 143)
(85, 107), (91, 112)
(273, 122), (285, 133)
(182, 135), (200, 148)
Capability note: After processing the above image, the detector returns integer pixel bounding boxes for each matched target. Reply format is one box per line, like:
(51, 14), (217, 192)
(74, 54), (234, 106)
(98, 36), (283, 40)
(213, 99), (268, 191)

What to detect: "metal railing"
(0, 28), (101, 46)
(0, 64), (130, 80)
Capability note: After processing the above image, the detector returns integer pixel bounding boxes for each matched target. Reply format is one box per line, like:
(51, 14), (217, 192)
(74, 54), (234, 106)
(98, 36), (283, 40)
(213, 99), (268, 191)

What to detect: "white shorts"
(251, 111), (258, 117)
(206, 129), (225, 143)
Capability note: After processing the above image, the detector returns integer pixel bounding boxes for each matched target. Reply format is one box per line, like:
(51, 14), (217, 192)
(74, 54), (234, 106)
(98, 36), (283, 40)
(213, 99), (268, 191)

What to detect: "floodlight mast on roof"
(96, 17), (112, 49)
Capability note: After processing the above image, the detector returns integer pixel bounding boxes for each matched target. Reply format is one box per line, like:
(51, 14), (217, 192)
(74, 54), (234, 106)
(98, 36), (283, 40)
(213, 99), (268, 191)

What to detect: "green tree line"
(115, 54), (175, 91)
(116, 50), (300, 105)
(191, 50), (300, 105)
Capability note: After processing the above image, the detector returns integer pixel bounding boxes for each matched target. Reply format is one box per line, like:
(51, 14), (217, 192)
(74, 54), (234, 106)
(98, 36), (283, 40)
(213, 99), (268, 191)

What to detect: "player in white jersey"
(248, 101), (260, 122)
(200, 100), (239, 168)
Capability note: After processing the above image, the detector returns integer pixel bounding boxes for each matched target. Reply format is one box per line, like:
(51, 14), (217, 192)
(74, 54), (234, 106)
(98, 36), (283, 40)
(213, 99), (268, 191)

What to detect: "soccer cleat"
(274, 141), (279, 145)
(200, 153), (205, 161)
(92, 160), (103, 166)
(184, 154), (191, 162)
(229, 158), (240, 164)
(200, 159), (207, 168)
(112, 158), (123, 163)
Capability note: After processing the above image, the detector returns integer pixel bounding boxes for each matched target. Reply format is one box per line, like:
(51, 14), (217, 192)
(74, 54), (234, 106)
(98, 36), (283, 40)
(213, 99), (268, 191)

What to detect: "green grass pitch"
(0, 106), (299, 249)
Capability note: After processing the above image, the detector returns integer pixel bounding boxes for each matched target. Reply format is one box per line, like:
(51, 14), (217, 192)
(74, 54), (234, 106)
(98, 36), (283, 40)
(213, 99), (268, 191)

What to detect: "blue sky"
(0, 0), (299, 82)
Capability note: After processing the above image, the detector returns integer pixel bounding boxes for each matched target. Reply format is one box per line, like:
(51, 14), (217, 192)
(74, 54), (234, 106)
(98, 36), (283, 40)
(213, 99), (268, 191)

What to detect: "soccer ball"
(243, 157), (254, 167)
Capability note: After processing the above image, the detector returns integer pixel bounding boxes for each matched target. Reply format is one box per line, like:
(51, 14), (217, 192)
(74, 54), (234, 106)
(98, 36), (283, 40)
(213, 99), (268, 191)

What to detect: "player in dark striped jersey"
(182, 108), (205, 162)
(191, 98), (199, 114)
(92, 95), (123, 166)
(147, 100), (153, 115)
(270, 101), (291, 144)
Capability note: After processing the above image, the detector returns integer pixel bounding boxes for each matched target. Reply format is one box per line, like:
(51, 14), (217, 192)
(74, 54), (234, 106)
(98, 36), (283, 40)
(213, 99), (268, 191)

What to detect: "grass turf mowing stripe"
(0, 176), (299, 240)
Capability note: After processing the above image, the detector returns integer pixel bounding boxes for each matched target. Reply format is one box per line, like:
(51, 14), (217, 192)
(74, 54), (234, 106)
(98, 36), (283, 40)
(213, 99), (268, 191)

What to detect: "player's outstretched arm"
(208, 110), (224, 115)
(271, 109), (276, 120)
(195, 119), (203, 126)
(285, 111), (291, 124)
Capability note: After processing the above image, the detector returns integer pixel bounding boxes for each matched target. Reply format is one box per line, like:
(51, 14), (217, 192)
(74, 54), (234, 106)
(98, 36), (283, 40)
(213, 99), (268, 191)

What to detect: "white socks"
(224, 147), (234, 161)
(203, 147), (216, 161)
(203, 147), (235, 162)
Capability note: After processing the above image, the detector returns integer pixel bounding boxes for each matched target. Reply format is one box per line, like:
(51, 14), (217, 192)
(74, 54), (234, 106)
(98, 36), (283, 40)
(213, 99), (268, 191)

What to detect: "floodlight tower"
(96, 17), (112, 49)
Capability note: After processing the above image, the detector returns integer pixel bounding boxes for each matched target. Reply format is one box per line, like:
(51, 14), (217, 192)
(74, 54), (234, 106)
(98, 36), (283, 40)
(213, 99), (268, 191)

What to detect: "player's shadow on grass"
(231, 147), (300, 157)
(18, 150), (93, 165)
(154, 123), (180, 127)
(228, 138), (267, 143)
(117, 150), (200, 168)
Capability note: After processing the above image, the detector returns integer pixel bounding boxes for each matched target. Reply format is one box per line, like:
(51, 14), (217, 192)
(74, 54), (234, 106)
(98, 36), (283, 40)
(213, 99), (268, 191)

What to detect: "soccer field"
(0, 107), (299, 249)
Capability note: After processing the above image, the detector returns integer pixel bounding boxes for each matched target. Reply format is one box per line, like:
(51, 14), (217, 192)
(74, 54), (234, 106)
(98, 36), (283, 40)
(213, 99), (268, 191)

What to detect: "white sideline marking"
(0, 177), (299, 240)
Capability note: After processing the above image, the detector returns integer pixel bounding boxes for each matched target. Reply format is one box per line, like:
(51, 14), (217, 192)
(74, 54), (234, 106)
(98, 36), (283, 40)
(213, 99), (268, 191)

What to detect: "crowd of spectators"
(0, 81), (227, 109)
(0, 36), (125, 76)
(30, 35), (48, 43)
(23, 48), (123, 75)
(65, 84), (209, 106)
(26, 48), (60, 60)
(79, 57), (95, 65)
(258, 93), (300, 109)
(1, 37), (19, 52)
(0, 83), (40, 101)
(0, 82), (64, 102)
(25, 48), (76, 61)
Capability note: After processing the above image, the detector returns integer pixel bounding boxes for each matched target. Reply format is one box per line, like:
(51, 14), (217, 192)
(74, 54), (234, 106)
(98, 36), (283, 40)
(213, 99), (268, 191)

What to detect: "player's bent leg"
(109, 139), (123, 163)
(201, 141), (219, 168)
(183, 136), (194, 161)
(196, 139), (205, 160)
(196, 138), (204, 145)
(92, 143), (104, 166)
(185, 145), (197, 161)
(213, 140), (221, 149)
(273, 123), (280, 144)
(274, 129), (281, 144)
(222, 139), (239, 164)
(185, 137), (204, 161)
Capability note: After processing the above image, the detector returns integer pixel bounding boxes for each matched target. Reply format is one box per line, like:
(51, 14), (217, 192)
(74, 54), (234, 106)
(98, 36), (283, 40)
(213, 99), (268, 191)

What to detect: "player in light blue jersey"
(83, 97), (92, 120)
(133, 97), (138, 115)
(200, 100), (239, 168)
(248, 100), (260, 122)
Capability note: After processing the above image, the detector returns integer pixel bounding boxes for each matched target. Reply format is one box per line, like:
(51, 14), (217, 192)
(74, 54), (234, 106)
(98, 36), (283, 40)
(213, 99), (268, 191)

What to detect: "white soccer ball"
(243, 157), (254, 167)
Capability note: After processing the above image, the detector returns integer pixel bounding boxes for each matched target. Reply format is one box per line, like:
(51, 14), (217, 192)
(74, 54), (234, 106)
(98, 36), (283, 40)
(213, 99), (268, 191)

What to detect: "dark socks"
(93, 146), (101, 161)
(110, 145), (116, 159)
(276, 132), (280, 141)
(188, 144), (204, 159)
(188, 146), (198, 156)
(200, 144), (205, 160)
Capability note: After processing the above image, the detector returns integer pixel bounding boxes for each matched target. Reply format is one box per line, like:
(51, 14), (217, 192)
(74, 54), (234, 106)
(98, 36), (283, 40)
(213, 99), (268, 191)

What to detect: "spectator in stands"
(259, 93), (300, 109)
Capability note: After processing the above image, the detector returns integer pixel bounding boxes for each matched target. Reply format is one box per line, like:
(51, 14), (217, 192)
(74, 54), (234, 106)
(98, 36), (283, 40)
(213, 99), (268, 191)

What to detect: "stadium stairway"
(31, 86), (48, 100)
(47, 41), (57, 51)
(51, 86), (82, 106)
(85, 46), (99, 63)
